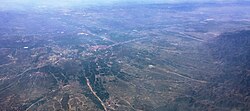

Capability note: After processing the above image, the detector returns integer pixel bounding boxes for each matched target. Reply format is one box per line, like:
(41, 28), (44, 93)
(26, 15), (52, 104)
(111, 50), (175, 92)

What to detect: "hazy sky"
(0, 0), (249, 10)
